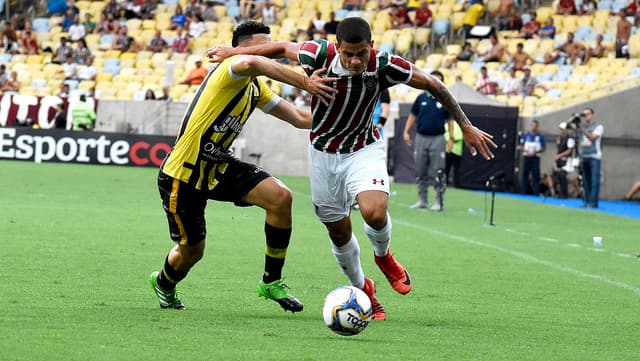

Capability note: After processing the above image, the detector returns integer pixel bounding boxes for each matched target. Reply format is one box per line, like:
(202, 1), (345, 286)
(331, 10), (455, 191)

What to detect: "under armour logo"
(372, 178), (384, 185)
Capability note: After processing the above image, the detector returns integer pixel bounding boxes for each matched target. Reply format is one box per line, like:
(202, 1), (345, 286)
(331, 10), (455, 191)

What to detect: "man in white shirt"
(68, 18), (86, 42)
(77, 56), (98, 81)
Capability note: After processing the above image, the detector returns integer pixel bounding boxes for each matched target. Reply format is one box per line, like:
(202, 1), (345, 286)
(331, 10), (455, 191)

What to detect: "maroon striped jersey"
(297, 39), (413, 153)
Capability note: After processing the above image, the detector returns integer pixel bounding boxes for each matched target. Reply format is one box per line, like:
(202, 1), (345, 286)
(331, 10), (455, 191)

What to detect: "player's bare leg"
(357, 190), (412, 295)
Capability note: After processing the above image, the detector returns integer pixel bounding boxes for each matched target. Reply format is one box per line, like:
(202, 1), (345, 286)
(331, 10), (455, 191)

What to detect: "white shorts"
(309, 140), (389, 223)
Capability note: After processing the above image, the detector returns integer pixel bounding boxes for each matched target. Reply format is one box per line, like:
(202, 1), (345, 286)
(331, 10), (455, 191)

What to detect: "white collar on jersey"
(329, 56), (352, 76)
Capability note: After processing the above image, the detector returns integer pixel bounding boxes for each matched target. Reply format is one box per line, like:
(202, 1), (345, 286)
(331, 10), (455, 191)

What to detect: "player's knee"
(179, 241), (206, 263)
(359, 207), (387, 229)
(272, 186), (293, 211)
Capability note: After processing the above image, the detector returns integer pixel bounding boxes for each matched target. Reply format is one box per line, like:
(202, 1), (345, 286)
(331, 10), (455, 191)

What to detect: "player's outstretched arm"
(231, 55), (336, 105)
(267, 100), (312, 129)
(208, 42), (301, 63)
(407, 64), (497, 160)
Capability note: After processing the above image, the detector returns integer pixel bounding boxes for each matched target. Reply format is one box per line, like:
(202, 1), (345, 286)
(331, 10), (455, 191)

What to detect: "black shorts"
(158, 159), (271, 245)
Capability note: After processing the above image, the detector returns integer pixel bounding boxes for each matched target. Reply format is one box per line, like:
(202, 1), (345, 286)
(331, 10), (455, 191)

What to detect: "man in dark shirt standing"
(322, 12), (340, 38)
(403, 70), (452, 211)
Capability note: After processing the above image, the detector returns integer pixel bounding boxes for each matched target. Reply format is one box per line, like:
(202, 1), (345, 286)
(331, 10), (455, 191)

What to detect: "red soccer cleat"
(362, 277), (386, 320)
(374, 251), (412, 295)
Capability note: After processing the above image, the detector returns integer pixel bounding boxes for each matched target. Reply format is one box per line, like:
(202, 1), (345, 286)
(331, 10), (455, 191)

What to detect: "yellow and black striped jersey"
(161, 55), (280, 190)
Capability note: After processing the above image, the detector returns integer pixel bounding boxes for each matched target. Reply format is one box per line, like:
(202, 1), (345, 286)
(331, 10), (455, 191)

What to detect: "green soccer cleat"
(149, 271), (185, 310)
(257, 279), (303, 313)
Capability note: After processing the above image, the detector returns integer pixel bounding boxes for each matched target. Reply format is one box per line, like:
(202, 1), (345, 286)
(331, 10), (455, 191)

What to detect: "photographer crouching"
(572, 108), (604, 208)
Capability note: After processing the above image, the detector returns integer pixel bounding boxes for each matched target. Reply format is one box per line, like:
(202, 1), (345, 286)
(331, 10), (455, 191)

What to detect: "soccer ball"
(322, 286), (372, 336)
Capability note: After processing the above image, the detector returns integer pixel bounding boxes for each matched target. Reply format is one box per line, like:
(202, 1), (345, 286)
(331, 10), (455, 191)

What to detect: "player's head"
(232, 21), (271, 47)
(335, 17), (373, 75)
(430, 70), (444, 82)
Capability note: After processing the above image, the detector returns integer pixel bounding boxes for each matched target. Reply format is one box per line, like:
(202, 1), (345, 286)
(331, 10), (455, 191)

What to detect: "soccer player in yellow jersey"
(149, 21), (336, 312)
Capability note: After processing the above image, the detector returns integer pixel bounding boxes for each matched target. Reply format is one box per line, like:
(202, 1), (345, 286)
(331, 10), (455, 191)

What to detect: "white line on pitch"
(393, 218), (640, 296)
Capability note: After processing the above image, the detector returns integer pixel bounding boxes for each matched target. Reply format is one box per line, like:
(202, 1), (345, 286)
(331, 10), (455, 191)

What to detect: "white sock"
(364, 212), (392, 257)
(331, 234), (365, 289)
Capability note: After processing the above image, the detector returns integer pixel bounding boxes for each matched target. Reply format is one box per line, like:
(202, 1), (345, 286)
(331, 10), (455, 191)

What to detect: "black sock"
(157, 256), (187, 290)
(263, 223), (291, 283)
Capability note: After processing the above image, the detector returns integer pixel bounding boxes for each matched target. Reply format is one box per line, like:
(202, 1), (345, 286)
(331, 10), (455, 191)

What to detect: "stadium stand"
(0, 0), (639, 117)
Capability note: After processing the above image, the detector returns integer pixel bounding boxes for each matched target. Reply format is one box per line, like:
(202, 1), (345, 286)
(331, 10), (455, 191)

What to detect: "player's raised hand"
(306, 68), (337, 106)
(461, 123), (497, 160)
(207, 46), (235, 63)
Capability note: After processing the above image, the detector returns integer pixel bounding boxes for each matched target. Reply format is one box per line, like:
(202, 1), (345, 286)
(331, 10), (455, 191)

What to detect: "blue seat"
(163, 0), (179, 5)
(631, 67), (640, 77)
(32, 18), (50, 33)
(333, 9), (349, 20)
(64, 79), (79, 90)
(536, 72), (553, 82)
(378, 43), (394, 53)
(0, 53), (11, 64)
(227, 6), (240, 18)
(432, 19), (450, 36)
(100, 34), (115, 45)
(103, 58), (121, 75)
(545, 88), (562, 98)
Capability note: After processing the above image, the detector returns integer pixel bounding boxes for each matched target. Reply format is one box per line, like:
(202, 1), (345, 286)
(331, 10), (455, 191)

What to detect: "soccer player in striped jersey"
(150, 21), (336, 312)
(208, 17), (496, 320)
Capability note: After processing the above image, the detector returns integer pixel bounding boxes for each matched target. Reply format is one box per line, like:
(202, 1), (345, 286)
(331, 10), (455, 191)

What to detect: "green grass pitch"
(1, 160), (639, 360)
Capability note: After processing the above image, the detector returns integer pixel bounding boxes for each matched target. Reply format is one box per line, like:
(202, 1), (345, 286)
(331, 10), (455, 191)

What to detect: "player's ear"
(370, 40), (374, 48)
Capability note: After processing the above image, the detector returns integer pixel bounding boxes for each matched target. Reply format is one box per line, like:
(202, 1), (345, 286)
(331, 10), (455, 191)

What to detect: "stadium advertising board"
(0, 127), (174, 167)
(0, 93), (97, 129)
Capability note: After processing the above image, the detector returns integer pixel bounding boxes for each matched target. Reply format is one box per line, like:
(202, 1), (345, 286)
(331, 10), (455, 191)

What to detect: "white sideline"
(392, 218), (640, 296)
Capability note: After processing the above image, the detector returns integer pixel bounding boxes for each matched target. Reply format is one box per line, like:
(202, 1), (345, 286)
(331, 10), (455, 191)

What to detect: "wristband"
(378, 116), (387, 126)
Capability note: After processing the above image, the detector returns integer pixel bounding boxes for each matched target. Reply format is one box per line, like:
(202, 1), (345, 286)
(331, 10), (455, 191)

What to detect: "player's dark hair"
(232, 21), (271, 47)
(430, 70), (444, 82)
(336, 17), (371, 44)
(584, 107), (594, 115)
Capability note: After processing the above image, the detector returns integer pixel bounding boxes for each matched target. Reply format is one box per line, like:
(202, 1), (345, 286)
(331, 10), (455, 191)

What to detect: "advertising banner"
(0, 127), (174, 167)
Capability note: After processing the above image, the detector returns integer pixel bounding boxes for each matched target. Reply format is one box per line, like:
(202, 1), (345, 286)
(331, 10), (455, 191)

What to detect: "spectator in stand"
(141, 0), (158, 20)
(170, 5), (188, 30)
(239, 0), (258, 20)
(181, 59), (208, 85)
(124, 0), (144, 19)
(507, 12), (540, 39)
(461, 0), (485, 38)
(578, 0), (596, 15)
(20, 30), (39, 55)
(145, 88), (156, 100)
(584, 34), (608, 63)
(77, 56), (98, 81)
(390, 5), (412, 29)
(112, 26), (140, 52)
(201, 3), (219, 22)
(539, 17), (556, 39)
(1, 21), (20, 54)
(519, 66), (544, 96)
(103, 0), (122, 18)
(509, 42), (534, 71)
(501, 68), (520, 95)
(67, 0), (81, 17)
(254, 0), (279, 26)
(81, 13), (97, 34)
(68, 17), (86, 42)
(477, 33), (505, 62)
(188, 14), (207, 38)
(556, 0), (576, 15)
(97, 12), (119, 35)
(519, 119), (545, 195)
(172, 27), (191, 53)
(1, 71), (20, 94)
(61, 8), (78, 31)
(58, 83), (70, 98)
(544, 31), (578, 64)
(413, 1), (433, 27)
(475, 66), (498, 95)
(54, 37), (74, 64)
(147, 30), (168, 52)
(0, 64), (8, 88)
(185, 0), (203, 16)
(63, 55), (79, 79)
(306, 11), (326, 40)
(157, 85), (172, 101)
(492, 0), (517, 31)
(378, 0), (392, 9)
(616, 12), (631, 59)
(74, 38), (92, 65)
(444, 41), (474, 68)
(323, 12), (340, 38)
